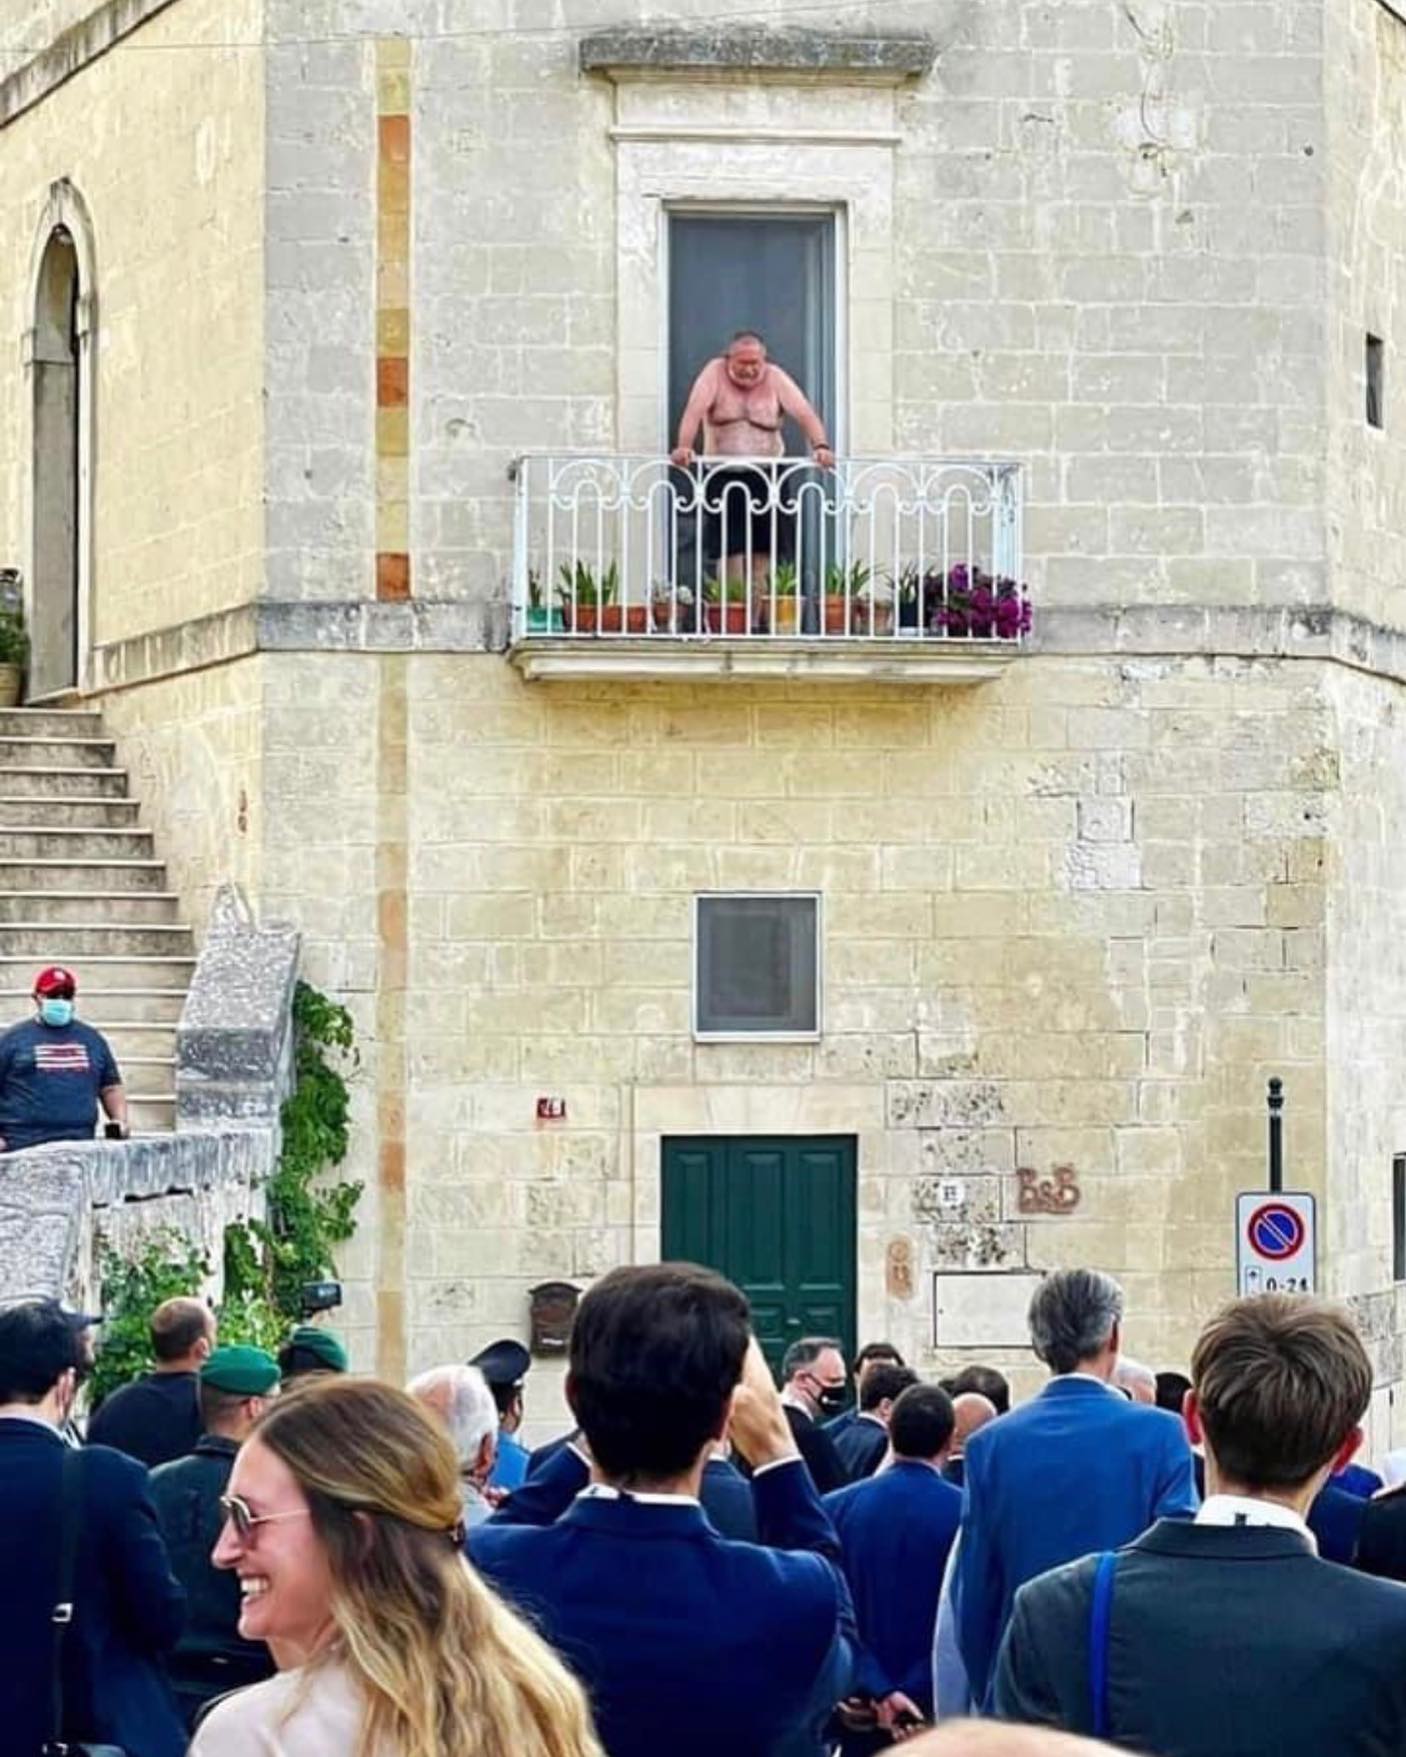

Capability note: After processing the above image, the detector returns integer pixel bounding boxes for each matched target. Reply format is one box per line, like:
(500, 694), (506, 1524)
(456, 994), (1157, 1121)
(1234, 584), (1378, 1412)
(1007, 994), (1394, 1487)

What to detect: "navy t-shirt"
(0, 1018), (121, 1149)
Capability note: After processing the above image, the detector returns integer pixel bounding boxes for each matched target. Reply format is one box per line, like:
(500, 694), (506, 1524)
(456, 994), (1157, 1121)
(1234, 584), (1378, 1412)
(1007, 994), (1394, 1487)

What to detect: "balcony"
(508, 454), (1026, 684)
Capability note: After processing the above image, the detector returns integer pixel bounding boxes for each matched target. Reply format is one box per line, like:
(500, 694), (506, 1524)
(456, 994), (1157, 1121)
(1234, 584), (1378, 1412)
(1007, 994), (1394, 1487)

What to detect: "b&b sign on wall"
(1235, 1191), (1317, 1297)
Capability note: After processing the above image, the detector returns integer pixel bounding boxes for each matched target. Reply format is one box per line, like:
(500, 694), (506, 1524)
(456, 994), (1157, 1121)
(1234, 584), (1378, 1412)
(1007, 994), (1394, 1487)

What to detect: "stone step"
(0, 987), (188, 1023)
(103, 1022), (177, 1062)
(0, 953), (195, 988)
(0, 709), (105, 738)
(0, 859), (167, 892)
(0, 767), (129, 800)
(130, 1095), (176, 1131)
(0, 923), (193, 957)
(0, 797), (141, 828)
(0, 736), (117, 770)
(0, 891), (181, 925)
(0, 827), (155, 862)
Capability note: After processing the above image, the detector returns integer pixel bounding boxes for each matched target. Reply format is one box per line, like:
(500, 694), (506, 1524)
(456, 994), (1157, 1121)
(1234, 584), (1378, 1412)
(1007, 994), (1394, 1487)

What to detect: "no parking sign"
(1235, 1191), (1317, 1296)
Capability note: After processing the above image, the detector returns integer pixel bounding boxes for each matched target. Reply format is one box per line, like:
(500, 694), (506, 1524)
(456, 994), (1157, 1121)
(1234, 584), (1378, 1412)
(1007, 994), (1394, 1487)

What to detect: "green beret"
(288, 1325), (348, 1373)
(200, 1345), (280, 1397)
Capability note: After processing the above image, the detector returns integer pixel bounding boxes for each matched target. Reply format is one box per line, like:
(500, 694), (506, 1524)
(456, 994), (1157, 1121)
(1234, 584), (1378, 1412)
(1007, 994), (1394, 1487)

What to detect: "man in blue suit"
(953, 1268), (1197, 1710)
(825, 1341), (906, 1455)
(826, 1384), (962, 1744)
(0, 1299), (187, 1757)
(994, 1295), (1406, 1756)
(832, 1362), (918, 1482)
(470, 1262), (853, 1757)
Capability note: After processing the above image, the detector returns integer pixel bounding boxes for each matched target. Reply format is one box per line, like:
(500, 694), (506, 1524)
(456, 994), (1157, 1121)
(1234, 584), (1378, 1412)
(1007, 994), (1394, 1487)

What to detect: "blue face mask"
(39, 998), (74, 1028)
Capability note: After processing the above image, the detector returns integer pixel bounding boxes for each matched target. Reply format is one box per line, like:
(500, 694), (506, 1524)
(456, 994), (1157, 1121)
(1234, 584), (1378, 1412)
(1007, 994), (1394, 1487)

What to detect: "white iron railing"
(510, 454), (1026, 643)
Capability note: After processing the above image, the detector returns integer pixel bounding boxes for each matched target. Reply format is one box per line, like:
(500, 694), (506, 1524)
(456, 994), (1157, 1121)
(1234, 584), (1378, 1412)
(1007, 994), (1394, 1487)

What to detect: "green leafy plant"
(557, 561), (619, 607)
(0, 607), (28, 668)
(823, 561), (873, 598)
(221, 982), (362, 1344)
(527, 569), (544, 611)
(85, 983), (361, 1391)
(88, 1231), (208, 1409)
(768, 563), (800, 598)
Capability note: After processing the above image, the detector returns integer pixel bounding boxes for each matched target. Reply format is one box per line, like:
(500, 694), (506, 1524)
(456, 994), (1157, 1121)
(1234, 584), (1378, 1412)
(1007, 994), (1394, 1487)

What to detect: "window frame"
(692, 890), (823, 1043)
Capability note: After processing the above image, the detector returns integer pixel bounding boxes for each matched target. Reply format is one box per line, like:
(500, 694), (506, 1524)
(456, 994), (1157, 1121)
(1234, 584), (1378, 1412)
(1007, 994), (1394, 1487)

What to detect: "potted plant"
(853, 573), (896, 636)
(651, 582), (694, 634)
(525, 570), (564, 634)
(0, 605), (27, 706)
(701, 576), (750, 635)
(933, 565), (1032, 640)
(557, 560), (621, 634)
(822, 561), (871, 635)
(762, 563), (801, 635)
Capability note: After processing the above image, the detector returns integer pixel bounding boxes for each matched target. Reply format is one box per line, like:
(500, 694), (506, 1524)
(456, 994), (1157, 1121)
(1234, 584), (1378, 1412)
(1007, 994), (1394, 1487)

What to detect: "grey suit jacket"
(994, 1518), (1406, 1757)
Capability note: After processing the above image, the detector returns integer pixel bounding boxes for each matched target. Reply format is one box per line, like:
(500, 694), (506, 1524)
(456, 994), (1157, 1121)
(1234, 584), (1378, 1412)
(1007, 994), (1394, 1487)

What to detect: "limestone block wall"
(0, 0), (265, 646)
(254, 0), (1368, 632)
(1325, 664), (1406, 1442)
(1323, 0), (1406, 632)
(98, 656), (263, 934)
(258, 648), (1337, 1428)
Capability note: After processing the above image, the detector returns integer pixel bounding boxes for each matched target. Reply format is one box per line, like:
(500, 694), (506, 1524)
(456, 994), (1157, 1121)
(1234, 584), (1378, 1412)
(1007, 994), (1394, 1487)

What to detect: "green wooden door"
(661, 1135), (857, 1375)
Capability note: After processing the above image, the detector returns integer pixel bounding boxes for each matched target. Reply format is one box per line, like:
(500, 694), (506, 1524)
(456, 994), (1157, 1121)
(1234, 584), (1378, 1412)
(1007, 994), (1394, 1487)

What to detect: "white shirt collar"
(0, 1409), (59, 1432)
(578, 1483), (701, 1508)
(858, 1411), (887, 1429)
(1195, 1494), (1316, 1552)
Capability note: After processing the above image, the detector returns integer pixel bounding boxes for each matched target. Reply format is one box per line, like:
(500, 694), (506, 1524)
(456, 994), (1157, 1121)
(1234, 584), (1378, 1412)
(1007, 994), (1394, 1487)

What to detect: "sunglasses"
(219, 1493), (311, 1544)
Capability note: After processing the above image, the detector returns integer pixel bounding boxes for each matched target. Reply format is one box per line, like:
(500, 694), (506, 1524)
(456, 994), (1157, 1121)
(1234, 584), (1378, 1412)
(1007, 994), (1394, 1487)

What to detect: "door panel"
(662, 1135), (857, 1377)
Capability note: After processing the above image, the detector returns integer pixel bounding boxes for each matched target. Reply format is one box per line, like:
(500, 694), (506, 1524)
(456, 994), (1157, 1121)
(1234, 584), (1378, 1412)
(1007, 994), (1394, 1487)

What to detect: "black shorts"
(701, 465), (797, 563)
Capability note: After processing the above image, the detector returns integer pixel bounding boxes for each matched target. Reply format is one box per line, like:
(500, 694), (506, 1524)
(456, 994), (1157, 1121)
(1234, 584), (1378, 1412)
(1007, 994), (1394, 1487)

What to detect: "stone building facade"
(3, 0), (1406, 1438)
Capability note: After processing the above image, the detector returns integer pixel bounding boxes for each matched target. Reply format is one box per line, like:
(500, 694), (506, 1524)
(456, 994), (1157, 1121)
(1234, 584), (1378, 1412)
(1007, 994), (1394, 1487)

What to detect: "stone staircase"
(0, 707), (193, 1134)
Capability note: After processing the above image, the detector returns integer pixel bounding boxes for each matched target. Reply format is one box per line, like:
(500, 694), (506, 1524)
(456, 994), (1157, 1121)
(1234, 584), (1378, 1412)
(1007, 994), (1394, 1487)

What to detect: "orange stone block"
(378, 356), (409, 407)
(379, 114), (411, 165)
(377, 551), (412, 601)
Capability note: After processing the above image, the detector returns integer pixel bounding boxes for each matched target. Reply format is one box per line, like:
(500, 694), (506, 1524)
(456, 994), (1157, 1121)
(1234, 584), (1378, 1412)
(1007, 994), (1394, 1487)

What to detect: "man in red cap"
(0, 966), (128, 1152)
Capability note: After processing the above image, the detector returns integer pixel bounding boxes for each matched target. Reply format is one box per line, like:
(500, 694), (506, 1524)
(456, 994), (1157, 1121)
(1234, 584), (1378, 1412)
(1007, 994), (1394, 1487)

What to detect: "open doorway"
(30, 226), (81, 698)
(667, 212), (840, 615)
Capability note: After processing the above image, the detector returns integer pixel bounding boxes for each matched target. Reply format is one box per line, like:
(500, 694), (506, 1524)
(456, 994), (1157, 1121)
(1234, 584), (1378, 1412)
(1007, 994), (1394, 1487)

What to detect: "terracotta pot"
(856, 602), (894, 636)
(705, 603), (750, 634)
(0, 664), (22, 707)
(768, 597), (800, 635)
(823, 593), (851, 635)
(624, 605), (648, 634)
(597, 605), (623, 634)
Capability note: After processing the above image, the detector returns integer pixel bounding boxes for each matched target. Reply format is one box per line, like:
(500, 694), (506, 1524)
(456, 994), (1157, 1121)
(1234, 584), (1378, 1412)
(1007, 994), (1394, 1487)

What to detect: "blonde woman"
(190, 1377), (600, 1757)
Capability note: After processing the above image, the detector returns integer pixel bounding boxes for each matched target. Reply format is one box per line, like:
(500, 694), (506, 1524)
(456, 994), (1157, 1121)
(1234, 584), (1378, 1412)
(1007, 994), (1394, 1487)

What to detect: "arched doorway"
(29, 226), (81, 697)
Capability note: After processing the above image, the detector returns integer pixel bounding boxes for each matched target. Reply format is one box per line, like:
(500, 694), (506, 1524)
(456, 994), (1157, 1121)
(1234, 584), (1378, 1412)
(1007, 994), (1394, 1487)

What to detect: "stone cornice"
(0, 0), (183, 129)
(579, 28), (937, 83)
(81, 599), (1406, 693)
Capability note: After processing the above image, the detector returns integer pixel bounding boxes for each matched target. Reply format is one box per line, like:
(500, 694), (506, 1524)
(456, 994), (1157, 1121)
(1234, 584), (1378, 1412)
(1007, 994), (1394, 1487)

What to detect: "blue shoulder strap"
(1088, 1550), (1118, 1739)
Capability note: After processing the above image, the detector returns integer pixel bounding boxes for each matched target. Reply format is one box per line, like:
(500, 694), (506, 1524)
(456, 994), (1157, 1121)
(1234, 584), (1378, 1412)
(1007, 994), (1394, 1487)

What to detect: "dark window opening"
(1394, 1154), (1406, 1283)
(1367, 334), (1385, 430)
(695, 894), (819, 1037)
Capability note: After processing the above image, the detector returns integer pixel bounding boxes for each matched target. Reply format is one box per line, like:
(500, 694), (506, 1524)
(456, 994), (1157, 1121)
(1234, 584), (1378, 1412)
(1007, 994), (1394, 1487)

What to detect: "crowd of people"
(4, 1264), (1406, 1757)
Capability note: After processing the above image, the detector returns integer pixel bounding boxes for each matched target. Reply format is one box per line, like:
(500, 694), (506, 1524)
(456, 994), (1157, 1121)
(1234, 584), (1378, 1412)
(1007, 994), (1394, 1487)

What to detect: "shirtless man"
(671, 331), (834, 591)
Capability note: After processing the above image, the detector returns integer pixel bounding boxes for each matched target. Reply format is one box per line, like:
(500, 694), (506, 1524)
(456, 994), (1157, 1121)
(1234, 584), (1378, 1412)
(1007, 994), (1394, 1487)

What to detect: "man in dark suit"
(506, 1432), (760, 1543)
(832, 1362), (918, 1482)
(994, 1294), (1406, 1756)
(826, 1342), (906, 1454)
(149, 1344), (280, 1725)
(87, 1295), (215, 1467)
(953, 1269), (1197, 1709)
(0, 1298), (186, 1757)
(826, 1385), (962, 1743)
(470, 1263), (853, 1757)
(780, 1336), (851, 1493)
